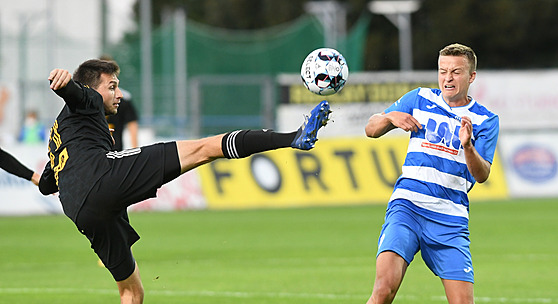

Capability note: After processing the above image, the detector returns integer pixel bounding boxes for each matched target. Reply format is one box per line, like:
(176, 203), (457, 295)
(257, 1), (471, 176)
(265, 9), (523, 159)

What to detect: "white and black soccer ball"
(300, 48), (349, 96)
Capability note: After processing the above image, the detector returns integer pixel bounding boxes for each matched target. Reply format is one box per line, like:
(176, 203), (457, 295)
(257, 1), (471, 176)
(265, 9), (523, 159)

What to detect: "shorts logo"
(463, 267), (473, 273)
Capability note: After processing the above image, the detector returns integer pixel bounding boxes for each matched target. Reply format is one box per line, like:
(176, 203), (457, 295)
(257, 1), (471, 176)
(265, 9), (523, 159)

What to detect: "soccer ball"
(300, 48), (349, 96)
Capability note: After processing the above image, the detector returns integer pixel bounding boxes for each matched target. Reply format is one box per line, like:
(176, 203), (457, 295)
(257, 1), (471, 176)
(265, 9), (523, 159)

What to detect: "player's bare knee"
(372, 280), (398, 303)
(118, 285), (144, 304)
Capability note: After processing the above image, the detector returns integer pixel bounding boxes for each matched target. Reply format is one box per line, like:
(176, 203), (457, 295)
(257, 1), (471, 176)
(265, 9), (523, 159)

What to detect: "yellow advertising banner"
(198, 136), (508, 209)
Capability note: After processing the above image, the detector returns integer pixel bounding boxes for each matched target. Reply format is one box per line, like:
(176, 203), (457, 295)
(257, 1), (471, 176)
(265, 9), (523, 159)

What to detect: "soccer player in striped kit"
(364, 43), (499, 304)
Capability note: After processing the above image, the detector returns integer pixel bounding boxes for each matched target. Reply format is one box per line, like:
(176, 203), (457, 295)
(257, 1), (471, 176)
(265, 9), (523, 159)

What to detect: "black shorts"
(75, 142), (181, 281)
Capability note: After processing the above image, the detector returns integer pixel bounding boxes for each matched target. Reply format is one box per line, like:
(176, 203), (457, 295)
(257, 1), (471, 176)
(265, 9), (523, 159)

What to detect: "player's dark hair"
(439, 43), (477, 73)
(73, 59), (120, 89)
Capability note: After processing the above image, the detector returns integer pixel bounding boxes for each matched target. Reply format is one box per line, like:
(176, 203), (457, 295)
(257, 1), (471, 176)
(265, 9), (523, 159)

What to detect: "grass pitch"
(0, 198), (557, 303)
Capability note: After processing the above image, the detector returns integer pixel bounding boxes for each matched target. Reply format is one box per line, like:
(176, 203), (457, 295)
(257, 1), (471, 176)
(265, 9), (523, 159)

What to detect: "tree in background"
(126, 0), (558, 70)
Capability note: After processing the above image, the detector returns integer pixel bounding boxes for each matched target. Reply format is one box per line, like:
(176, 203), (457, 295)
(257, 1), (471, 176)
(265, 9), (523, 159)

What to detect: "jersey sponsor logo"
(423, 118), (461, 155)
(420, 142), (459, 155)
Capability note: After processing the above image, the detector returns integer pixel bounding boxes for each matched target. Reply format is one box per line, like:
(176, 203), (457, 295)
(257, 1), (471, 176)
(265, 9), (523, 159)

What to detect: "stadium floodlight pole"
(140, 0), (154, 124)
(304, 1), (347, 49)
(18, 13), (28, 130)
(174, 8), (188, 137)
(368, 0), (421, 71)
(18, 8), (53, 132)
(100, 0), (108, 53)
(46, 0), (55, 73)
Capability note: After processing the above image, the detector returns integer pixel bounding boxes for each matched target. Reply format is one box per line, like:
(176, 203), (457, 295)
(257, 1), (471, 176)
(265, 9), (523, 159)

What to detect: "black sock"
(221, 129), (297, 159)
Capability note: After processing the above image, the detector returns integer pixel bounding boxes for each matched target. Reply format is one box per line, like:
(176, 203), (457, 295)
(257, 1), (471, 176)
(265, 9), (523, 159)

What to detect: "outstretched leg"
(175, 100), (331, 173)
(175, 134), (225, 173)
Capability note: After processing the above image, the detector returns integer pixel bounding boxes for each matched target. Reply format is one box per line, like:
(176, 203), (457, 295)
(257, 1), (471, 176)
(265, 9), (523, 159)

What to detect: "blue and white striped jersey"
(385, 88), (499, 224)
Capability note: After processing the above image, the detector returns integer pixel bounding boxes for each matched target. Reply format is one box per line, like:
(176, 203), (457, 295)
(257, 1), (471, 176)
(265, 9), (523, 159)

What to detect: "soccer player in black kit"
(39, 59), (330, 304)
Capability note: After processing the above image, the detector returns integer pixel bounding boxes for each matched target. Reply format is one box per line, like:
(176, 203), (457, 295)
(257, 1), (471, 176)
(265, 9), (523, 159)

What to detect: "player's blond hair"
(439, 43), (477, 74)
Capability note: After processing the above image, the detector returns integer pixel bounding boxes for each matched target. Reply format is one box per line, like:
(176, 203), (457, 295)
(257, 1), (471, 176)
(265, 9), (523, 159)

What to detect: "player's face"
(438, 55), (476, 106)
(97, 73), (122, 116)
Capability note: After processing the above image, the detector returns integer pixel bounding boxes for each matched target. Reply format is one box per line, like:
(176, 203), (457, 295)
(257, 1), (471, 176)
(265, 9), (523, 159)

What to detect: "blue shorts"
(377, 199), (474, 283)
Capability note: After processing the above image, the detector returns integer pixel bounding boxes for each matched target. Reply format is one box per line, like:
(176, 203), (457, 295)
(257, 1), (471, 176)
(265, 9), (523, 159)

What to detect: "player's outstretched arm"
(48, 69), (85, 110)
(0, 147), (36, 183)
(365, 111), (422, 138)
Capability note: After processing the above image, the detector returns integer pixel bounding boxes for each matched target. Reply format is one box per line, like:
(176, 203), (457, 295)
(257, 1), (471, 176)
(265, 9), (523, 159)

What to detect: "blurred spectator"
(0, 86), (8, 124)
(100, 54), (139, 151)
(107, 88), (138, 150)
(19, 110), (46, 144)
(0, 87), (40, 185)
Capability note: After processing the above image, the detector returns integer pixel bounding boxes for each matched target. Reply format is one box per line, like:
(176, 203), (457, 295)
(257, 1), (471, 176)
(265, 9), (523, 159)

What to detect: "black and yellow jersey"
(42, 79), (113, 220)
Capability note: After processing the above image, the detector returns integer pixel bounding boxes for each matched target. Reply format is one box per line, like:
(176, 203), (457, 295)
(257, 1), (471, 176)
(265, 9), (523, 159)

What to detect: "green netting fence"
(106, 14), (369, 137)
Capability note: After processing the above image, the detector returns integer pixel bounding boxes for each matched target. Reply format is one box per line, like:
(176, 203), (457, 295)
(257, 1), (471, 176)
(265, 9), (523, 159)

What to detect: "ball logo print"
(300, 48), (349, 96)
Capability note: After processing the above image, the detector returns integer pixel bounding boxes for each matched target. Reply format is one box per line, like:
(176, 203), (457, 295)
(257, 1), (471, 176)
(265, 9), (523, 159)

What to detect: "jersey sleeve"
(474, 114), (500, 164)
(53, 79), (103, 114)
(384, 88), (420, 115)
(38, 160), (59, 195)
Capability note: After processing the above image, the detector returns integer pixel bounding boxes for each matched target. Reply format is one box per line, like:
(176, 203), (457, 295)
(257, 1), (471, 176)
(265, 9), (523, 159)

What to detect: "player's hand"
(387, 111), (422, 133)
(31, 172), (40, 186)
(459, 116), (473, 148)
(48, 69), (72, 90)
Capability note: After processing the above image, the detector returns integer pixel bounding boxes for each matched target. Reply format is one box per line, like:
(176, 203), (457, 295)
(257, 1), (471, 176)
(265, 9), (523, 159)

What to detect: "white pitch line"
(0, 287), (556, 303)
(0, 287), (117, 295)
(149, 289), (362, 300)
